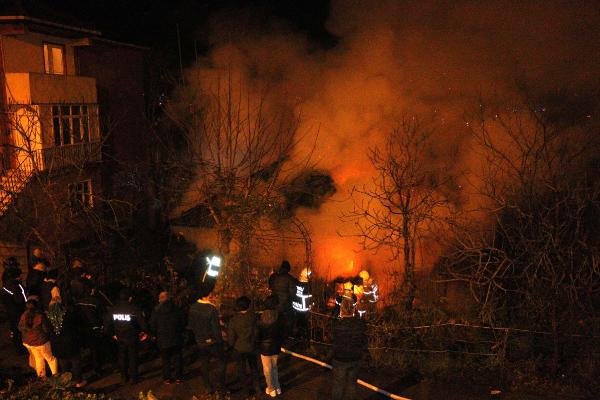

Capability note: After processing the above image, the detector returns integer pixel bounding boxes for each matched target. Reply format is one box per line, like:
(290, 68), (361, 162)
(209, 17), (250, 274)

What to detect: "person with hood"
(268, 261), (297, 338)
(104, 288), (148, 384)
(257, 295), (283, 397)
(327, 297), (368, 400)
(18, 296), (58, 378)
(228, 295), (261, 398)
(46, 288), (86, 387)
(1, 261), (27, 354)
(188, 290), (227, 395)
(150, 290), (185, 384)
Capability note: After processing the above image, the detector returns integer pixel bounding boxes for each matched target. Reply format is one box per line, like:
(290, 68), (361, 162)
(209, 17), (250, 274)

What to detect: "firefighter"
(335, 280), (358, 317)
(355, 270), (379, 318)
(292, 267), (312, 339)
(358, 270), (379, 318)
(104, 288), (148, 384)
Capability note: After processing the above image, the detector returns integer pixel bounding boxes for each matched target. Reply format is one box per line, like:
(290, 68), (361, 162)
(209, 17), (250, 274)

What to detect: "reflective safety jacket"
(292, 281), (312, 312)
(104, 301), (147, 343)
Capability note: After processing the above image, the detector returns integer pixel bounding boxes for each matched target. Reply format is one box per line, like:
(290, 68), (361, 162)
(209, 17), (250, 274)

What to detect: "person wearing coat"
(18, 296), (59, 378)
(188, 290), (227, 395)
(1, 265), (27, 354)
(150, 291), (185, 384)
(327, 297), (369, 400)
(26, 262), (46, 298)
(257, 295), (283, 397)
(46, 288), (86, 387)
(104, 288), (148, 384)
(268, 261), (298, 339)
(227, 296), (261, 397)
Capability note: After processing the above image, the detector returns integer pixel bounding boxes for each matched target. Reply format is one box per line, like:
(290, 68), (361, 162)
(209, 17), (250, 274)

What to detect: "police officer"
(1, 263), (27, 354)
(104, 288), (148, 384)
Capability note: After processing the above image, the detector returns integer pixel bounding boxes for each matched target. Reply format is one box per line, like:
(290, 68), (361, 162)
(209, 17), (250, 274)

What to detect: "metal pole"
(280, 348), (412, 400)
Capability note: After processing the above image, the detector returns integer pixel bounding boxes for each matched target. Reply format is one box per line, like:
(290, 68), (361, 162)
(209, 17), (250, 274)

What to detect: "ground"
(0, 322), (553, 400)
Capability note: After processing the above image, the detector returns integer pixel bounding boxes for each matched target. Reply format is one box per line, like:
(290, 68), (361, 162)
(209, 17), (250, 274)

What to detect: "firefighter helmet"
(358, 270), (370, 282)
(299, 267), (311, 283)
(343, 281), (353, 291)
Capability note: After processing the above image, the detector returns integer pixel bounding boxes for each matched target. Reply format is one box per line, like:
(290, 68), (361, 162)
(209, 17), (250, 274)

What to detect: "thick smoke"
(191, 0), (600, 280)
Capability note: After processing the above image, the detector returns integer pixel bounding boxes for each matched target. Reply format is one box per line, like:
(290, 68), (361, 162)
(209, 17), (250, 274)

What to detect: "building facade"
(0, 15), (146, 265)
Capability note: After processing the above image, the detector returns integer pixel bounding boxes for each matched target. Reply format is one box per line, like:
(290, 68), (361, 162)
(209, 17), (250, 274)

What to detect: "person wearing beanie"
(18, 296), (59, 378)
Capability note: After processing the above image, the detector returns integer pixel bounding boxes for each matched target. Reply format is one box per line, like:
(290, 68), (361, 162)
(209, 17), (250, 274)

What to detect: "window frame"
(68, 179), (93, 213)
(52, 104), (90, 146)
(43, 42), (66, 75)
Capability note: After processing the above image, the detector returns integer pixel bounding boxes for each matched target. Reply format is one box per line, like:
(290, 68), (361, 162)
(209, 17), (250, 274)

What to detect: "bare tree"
(345, 116), (458, 310)
(441, 93), (600, 375)
(0, 101), (131, 274)
(163, 73), (313, 295)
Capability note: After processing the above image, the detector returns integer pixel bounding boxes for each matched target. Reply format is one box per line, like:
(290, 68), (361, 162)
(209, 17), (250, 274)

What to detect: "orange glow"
(314, 238), (359, 278)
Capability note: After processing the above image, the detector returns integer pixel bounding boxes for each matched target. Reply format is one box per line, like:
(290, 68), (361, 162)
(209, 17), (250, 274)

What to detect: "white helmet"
(299, 267), (311, 283)
(358, 270), (370, 282)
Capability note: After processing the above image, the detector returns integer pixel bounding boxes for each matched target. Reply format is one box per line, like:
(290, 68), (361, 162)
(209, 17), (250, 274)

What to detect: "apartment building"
(0, 15), (146, 266)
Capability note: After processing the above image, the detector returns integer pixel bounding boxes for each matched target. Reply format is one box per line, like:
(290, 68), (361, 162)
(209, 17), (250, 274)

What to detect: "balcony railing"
(4, 72), (98, 104)
(41, 141), (102, 170)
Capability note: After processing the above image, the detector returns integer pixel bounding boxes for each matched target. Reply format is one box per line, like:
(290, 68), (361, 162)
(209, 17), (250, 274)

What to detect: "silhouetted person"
(187, 291), (226, 395)
(1, 264), (27, 354)
(18, 296), (58, 378)
(41, 268), (59, 310)
(257, 295), (283, 397)
(26, 262), (46, 297)
(150, 291), (185, 384)
(104, 289), (148, 384)
(268, 261), (297, 338)
(47, 289), (86, 387)
(228, 296), (261, 397)
(327, 298), (368, 400)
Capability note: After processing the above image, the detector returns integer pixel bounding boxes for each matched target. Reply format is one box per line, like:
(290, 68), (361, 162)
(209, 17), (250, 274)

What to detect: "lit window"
(69, 180), (93, 211)
(52, 105), (89, 146)
(43, 43), (65, 75)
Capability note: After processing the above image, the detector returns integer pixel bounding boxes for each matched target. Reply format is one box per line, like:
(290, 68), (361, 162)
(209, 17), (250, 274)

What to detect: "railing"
(41, 141), (102, 170)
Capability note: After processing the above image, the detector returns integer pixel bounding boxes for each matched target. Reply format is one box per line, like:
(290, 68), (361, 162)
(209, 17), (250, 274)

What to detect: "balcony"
(4, 72), (97, 104)
(40, 141), (102, 170)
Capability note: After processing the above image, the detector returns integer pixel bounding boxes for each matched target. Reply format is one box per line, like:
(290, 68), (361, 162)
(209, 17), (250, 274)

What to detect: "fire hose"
(280, 347), (412, 400)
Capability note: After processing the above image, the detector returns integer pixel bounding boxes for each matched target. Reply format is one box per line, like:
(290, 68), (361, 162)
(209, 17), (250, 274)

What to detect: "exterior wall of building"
(1, 32), (77, 75)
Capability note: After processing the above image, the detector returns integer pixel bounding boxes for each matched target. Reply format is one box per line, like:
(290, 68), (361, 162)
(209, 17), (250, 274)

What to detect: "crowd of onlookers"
(1, 252), (370, 400)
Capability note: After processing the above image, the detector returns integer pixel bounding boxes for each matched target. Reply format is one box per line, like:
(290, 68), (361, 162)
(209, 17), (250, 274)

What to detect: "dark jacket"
(150, 300), (185, 349)
(227, 310), (258, 353)
(104, 301), (147, 343)
(268, 271), (298, 312)
(330, 316), (368, 362)
(1, 279), (27, 322)
(257, 309), (283, 356)
(18, 310), (51, 346)
(26, 269), (46, 297)
(47, 302), (81, 358)
(187, 300), (223, 346)
(75, 293), (104, 332)
(41, 279), (58, 310)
